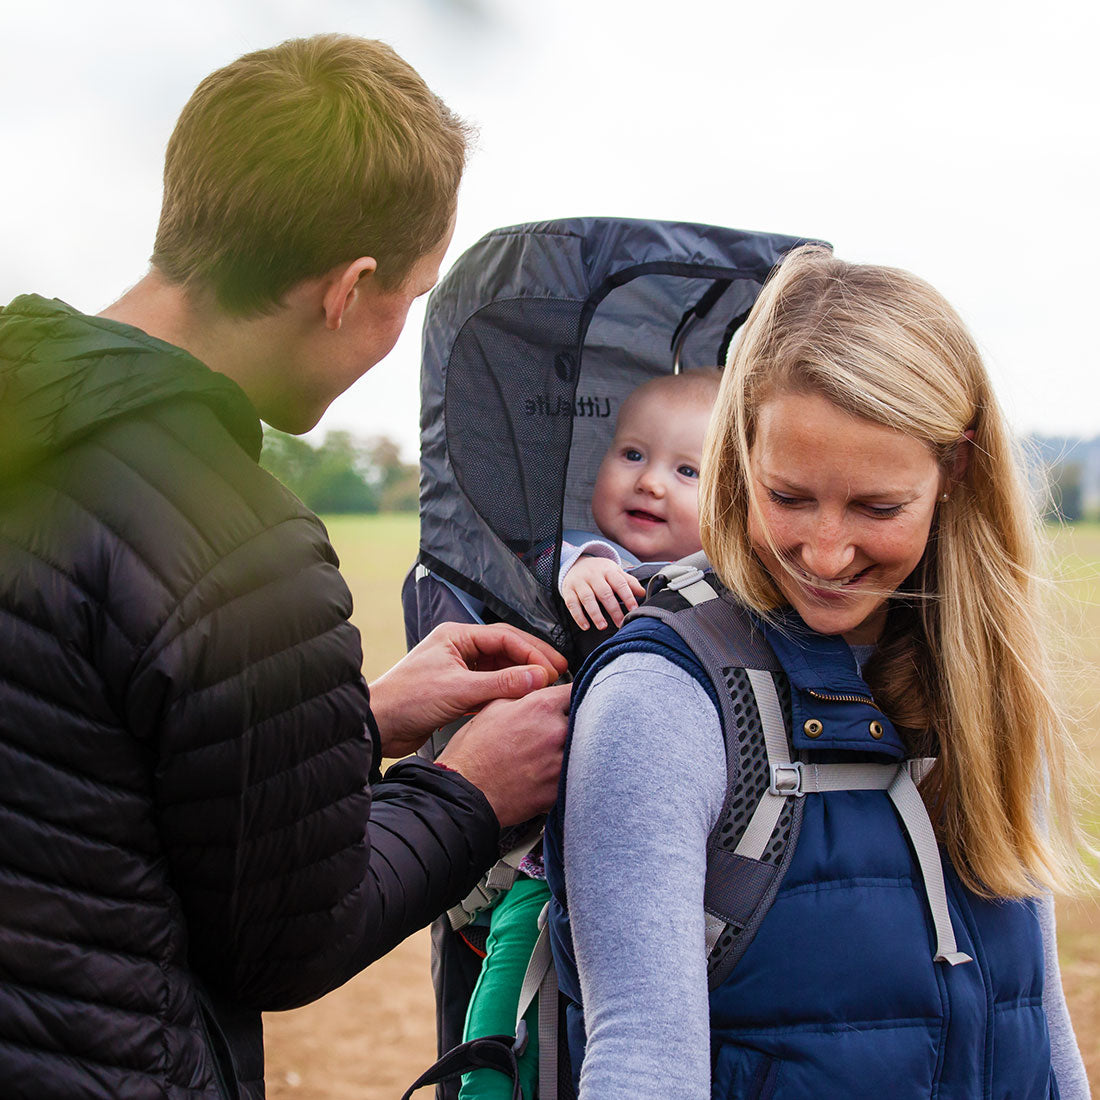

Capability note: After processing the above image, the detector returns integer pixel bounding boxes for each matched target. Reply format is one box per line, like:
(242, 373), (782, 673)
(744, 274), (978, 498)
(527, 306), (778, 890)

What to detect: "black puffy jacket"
(0, 295), (500, 1099)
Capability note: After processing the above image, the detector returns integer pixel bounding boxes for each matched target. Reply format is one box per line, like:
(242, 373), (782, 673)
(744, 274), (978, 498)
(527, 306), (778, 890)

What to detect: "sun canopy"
(418, 217), (824, 655)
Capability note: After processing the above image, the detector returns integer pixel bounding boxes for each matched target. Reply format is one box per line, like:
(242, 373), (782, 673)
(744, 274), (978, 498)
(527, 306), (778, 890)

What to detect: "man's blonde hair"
(700, 244), (1090, 898)
(152, 34), (470, 314)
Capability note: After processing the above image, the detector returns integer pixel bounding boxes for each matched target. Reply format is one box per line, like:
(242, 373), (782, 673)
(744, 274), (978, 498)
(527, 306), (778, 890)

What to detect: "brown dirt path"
(264, 928), (435, 1100)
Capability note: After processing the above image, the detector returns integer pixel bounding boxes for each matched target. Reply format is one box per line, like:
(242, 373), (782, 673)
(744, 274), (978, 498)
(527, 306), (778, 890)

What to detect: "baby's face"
(590, 392), (710, 562)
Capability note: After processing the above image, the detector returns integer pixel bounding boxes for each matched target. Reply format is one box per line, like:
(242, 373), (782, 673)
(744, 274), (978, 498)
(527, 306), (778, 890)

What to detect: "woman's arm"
(1039, 893), (1091, 1098)
(564, 651), (726, 1100)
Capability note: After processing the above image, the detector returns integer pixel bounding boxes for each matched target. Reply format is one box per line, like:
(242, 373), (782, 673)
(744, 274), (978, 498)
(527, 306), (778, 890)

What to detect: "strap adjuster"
(769, 761), (804, 797)
(512, 1019), (528, 1057)
(667, 566), (706, 591)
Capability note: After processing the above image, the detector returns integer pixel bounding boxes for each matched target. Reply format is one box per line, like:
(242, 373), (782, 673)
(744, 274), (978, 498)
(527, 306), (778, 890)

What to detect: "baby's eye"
(678, 464), (699, 479)
(623, 448), (644, 462)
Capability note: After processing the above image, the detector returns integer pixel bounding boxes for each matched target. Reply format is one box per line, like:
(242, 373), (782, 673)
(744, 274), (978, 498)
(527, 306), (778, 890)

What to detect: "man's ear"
(322, 257), (377, 332)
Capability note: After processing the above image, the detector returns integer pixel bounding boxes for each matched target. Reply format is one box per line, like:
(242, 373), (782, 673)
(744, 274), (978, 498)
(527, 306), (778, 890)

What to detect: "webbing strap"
(733, 669), (792, 861)
(514, 903), (558, 1100)
(659, 555), (720, 607)
(447, 832), (543, 930)
(728, 673), (968, 967)
(704, 911), (727, 955)
(537, 947), (559, 1099)
(887, 767), (972, 966)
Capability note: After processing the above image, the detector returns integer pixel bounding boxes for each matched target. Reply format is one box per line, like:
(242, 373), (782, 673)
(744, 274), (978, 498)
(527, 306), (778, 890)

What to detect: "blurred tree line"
(259, 429), (1099, 520)
(260, 429), (418, 513)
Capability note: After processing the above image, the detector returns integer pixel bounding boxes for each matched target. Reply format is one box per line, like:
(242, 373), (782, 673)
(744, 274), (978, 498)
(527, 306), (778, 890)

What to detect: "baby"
(457, 368), (720, 1100)
(561, 367), (722, 630)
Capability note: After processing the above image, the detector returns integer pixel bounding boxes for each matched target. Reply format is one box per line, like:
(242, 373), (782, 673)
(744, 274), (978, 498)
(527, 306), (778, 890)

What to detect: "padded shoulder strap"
(621, 566), (803, 990)
(628, 570), (779, 792)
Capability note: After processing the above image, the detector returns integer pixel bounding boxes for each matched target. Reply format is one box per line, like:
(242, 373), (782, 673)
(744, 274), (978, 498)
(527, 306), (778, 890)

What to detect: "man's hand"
(437, 684), (572, 826)
(369, 622), (568, 758)
(561, 555), (646, 631)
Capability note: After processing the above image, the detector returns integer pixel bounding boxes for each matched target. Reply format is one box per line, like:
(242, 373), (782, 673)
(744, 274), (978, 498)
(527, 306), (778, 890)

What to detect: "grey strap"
(733, 669), (793, 860)
(515, 903), (559, 1100)
(447, 832), (543, 930)
(729, 673), (969, 967)
(791, 761), (899, 793)
(740, 752), (971, 966)
(704, 911), (727, 955)
(887, 767), (972, 966)
(908, 757), (936, 784)
(659, 554), (720, 606)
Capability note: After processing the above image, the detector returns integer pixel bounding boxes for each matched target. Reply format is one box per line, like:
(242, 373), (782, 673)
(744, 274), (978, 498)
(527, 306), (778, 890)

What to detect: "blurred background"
(2, 0), (1098, 462)
(3, 0), (1097, 1094)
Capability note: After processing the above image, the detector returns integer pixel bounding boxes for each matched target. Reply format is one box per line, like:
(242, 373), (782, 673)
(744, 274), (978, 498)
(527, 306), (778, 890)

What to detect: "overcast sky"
(2, 0), (1096, 457)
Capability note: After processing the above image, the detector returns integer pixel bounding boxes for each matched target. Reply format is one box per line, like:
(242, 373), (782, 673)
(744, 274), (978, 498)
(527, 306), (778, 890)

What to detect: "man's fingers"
(540, 682), (573, 714)
(471, 663), (555, 700)
(449, 622), (567, 676)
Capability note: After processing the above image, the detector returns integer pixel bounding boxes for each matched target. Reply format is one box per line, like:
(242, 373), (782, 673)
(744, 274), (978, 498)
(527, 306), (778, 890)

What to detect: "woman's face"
(747, 390), (945, 645)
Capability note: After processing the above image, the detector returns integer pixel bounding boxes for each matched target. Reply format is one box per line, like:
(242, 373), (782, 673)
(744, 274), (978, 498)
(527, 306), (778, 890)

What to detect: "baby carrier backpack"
(400, 216), (823, 1099)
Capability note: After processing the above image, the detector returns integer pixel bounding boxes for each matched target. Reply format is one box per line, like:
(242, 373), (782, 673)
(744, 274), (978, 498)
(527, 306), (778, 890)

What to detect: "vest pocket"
(712, 1045), (782, 1100)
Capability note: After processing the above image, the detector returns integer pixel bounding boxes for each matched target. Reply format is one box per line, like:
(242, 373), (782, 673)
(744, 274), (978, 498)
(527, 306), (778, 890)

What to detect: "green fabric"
(460, 877), (550, 1100)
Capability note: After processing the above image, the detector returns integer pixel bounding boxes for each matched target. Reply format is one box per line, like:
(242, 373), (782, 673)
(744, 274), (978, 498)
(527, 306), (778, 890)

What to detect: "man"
(0, 34), (569, 1099)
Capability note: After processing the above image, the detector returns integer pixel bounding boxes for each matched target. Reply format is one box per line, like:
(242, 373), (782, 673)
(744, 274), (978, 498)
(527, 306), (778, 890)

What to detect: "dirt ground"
(263, 928), (437, 1100)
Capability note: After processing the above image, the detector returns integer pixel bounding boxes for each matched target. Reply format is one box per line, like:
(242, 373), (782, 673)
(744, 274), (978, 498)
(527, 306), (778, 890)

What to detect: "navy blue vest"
(544, 608), (1056, 1099)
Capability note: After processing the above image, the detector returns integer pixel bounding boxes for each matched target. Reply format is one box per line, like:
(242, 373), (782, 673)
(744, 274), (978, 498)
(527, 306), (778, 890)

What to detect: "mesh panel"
(706, 668), (795, 978)
(711, 923), (741, 959)
(714, 668), (795, 866)
(447, 298), (585, 563)
(563, 276), (761, 531)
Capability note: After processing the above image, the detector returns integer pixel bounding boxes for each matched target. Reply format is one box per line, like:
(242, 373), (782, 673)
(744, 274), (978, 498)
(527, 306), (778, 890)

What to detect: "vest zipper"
(804, 688), (881, 710)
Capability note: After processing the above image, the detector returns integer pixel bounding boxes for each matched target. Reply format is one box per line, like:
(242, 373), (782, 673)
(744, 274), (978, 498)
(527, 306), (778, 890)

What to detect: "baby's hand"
(562, 555), (647, 631)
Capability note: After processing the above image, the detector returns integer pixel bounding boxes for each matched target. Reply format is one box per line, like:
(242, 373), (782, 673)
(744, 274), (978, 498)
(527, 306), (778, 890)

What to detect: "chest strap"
(659, 563), (971, 970)
(705, 667), (971, 967)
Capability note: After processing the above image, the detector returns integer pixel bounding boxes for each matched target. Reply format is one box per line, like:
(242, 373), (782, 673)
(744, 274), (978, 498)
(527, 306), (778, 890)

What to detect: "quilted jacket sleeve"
(118, 423), (500, 1011)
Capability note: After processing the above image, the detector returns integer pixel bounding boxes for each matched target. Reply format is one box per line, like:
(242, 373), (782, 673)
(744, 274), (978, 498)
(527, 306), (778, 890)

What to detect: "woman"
(546, 247), (1092, 1098)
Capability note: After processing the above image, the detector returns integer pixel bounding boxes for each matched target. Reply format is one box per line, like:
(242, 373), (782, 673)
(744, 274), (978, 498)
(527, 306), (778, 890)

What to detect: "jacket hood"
(0, 294), (262, 479)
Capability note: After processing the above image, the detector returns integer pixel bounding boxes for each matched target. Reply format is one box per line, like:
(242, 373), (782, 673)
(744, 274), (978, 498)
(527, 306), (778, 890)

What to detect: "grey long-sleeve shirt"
(563, 651), (1089, 1100)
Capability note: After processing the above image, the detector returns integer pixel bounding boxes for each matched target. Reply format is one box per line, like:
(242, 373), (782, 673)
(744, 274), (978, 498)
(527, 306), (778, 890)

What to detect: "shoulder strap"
(627, 562), (804, 989)
(634, 560), (971, 981)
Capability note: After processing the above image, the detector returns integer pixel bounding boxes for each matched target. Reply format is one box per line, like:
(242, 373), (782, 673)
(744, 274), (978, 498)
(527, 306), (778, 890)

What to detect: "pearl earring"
(939, 492), (950, 503)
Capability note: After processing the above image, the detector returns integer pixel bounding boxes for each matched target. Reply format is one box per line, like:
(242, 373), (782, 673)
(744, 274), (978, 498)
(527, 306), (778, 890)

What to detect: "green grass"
(320, 513), (419, 681)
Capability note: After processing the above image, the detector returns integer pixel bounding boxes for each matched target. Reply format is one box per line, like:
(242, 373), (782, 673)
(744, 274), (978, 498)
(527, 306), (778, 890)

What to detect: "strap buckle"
(769, 761), (804, 797)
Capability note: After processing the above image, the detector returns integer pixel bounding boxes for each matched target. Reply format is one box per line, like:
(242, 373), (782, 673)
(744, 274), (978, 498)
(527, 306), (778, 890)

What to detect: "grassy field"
(264, 514), (1100, 1097)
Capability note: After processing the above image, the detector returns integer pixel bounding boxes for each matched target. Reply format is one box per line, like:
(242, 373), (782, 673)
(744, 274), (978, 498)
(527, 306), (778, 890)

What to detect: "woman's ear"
(951, 427), (976, 483)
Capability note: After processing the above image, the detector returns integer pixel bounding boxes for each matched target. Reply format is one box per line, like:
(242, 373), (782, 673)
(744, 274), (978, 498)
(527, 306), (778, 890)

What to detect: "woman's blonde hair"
(700, 244), (1089, 898)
